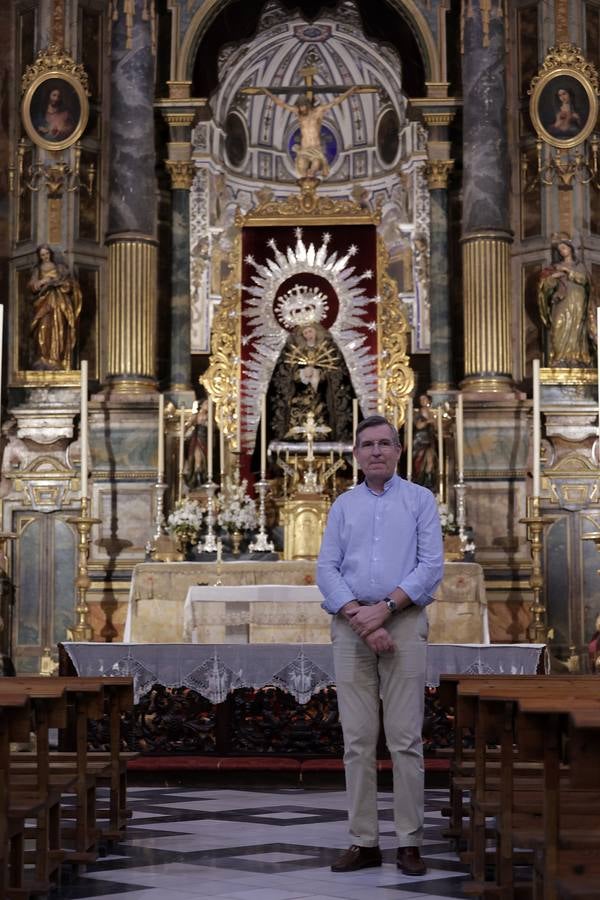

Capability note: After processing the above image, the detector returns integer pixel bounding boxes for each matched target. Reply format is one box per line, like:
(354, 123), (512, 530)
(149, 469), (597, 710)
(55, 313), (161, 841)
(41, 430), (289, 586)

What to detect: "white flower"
(216, 473), (258, 533)
(167, 499), (204, 542)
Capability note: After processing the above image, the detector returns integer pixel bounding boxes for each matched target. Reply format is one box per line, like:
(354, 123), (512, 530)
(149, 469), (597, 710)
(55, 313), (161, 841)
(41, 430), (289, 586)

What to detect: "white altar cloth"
(125, 561), (489, 645)
(182, 584), (327, 643)
(63, 642), (548, 705)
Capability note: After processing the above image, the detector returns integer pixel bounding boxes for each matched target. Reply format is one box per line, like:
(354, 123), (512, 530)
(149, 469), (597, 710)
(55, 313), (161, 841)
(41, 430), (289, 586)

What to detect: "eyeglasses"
(357, 439), (399, 451)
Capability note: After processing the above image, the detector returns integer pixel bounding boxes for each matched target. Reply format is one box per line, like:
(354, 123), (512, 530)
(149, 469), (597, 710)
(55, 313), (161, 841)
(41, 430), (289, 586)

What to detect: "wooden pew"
(438, 674), (550, 848)
(514, 697), (600, 900)
(10, 676), (135, 852)
(0, 691), (30, 899)
(1, 681), (73, 898)
(446, 676), (600, 899)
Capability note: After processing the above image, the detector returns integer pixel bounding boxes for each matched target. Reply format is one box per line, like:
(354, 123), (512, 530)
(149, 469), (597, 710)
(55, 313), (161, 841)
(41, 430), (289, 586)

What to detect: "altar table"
(62, 642), (547, 705)
(182, 584), (327, 643)
(125, 560), (489, 645)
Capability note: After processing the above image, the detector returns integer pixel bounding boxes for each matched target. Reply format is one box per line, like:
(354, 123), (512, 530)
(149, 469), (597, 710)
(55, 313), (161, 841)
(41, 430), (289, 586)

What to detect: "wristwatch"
(384, 597), (397, 613)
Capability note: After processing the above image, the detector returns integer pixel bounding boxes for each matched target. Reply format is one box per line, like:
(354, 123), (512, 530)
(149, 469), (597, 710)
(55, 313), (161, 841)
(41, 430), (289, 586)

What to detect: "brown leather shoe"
(331, 844), (382, 872)
(397, 846), (426, 875)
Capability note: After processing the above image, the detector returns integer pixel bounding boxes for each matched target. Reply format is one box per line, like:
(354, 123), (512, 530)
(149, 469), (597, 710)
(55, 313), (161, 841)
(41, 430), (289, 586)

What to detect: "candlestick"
(249, 478), (275, 553)
(456, 393), (464, 481)
(157, 393), (165, 481)
(66, 496), (100, 642)
(260, 396), (267, 479)
(207, 396), (213, 482)
(436, 405), (444, 502)
(405, 398), (413, 482)
(178, 409), (185, 502)
(80, 360), (88, 499)
(532, 358), (541, 497)
(352, 398), (358, 484)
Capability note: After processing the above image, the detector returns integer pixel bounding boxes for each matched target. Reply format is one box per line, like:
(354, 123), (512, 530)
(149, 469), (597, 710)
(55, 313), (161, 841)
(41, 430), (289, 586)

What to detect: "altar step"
(126, 755), (450, 785)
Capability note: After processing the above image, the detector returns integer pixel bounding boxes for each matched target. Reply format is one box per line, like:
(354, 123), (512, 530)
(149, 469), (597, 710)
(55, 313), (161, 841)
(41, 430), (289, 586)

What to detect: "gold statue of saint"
(28, 244), (82, 371)
(538, 234), (594, 368)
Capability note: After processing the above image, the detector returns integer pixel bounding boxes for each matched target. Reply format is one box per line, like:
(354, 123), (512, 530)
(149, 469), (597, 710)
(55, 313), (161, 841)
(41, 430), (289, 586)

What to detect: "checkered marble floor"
(57, 785), (468, 899)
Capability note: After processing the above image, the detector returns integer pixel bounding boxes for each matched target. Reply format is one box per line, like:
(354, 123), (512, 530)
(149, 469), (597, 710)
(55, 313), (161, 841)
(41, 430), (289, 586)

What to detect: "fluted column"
(461, 0), (514, 391)
(106, 0), (157, 392)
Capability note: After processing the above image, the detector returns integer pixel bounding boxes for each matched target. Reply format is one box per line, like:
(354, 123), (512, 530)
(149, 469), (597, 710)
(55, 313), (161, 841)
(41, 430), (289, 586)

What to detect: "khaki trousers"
(331, 606), (428, 848)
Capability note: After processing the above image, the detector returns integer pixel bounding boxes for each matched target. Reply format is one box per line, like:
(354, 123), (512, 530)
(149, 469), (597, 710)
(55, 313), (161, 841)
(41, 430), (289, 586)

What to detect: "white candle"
(220, 423), (225, 480)
(436, 405), (444, 502)
(405, 397), (413, 482)
(352, 398), (358, 483)
(207, 396), (213, 481)
(178, 409), (185, 501)
(80, 360), (88, 498)
(157, 393), (165, 481)
(456, 393), (464, 481)
(533, 358), (541, 497)
(260, 396), (267, 479)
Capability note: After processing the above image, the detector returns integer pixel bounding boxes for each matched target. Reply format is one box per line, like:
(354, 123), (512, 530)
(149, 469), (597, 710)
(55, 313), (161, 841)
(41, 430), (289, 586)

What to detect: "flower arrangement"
(167, 498), (204, 546)
(437, 502), (458, 535)
(216, 472), (258, 534)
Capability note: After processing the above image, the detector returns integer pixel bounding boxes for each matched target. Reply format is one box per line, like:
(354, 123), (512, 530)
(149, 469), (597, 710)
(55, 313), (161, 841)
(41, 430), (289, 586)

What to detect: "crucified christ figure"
(244, 85), (362, 178)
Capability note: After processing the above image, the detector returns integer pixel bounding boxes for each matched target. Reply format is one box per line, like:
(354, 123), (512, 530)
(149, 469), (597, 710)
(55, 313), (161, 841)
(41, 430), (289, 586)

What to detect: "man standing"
(317, 414), (444, 875)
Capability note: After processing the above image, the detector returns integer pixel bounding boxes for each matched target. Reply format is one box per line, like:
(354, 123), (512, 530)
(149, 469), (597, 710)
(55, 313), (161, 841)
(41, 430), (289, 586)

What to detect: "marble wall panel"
(90, 412), (157, 472)
(465, 405), (530, 476)
(90, 483), (154, 563)
(466, 480), (530, 564)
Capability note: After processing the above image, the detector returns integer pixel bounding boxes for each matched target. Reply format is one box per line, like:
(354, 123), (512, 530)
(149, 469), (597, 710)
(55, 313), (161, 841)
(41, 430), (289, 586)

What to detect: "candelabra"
(9, 139), (95, 197)
(66, 496), (100, 642)
(454, 478), (468, 555)
(198, 480), (219, 553)
(154, 479), (168, 541)
(249, 479), (274, 553)
(520, 495), (550, 644)
(521, 136), (600, 191)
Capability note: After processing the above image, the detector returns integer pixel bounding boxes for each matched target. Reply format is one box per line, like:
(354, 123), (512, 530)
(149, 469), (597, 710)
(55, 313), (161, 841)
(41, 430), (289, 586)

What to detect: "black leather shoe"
(397, 846), (427, 875)
(331, 844), (382, 872)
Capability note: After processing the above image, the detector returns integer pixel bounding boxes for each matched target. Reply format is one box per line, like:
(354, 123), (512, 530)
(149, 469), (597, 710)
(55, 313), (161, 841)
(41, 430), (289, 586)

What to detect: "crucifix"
(242, 64), (378, 178)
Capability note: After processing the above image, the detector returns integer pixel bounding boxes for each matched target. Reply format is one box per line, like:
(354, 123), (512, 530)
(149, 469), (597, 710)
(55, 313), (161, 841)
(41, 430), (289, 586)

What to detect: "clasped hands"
(344, 602), (394, 653)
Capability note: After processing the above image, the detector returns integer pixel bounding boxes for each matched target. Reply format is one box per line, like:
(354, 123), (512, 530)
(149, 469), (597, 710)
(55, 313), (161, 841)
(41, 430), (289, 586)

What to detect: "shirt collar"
(363, 473), (398, 496)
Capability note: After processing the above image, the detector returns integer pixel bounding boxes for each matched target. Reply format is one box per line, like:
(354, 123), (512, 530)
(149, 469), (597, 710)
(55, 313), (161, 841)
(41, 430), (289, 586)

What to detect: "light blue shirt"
(317, 473), (444, 615)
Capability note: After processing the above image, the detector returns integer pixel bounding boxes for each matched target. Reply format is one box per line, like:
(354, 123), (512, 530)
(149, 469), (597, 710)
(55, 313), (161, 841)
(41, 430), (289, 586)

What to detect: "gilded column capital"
(423, 112), (456, 128)
(426, 160), (454, 190)
(165, 160), (195, 190)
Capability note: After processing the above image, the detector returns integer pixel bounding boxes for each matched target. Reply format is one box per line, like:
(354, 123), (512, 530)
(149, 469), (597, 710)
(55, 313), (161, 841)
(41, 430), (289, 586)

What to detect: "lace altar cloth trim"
(63, 643), (548, 706)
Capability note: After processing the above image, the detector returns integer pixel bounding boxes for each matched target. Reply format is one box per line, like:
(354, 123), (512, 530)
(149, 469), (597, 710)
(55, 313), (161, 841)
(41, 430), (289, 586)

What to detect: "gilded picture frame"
(20, 44), (90, 153)
(529, 45), (599, 150)
(22, 72), (88, 151)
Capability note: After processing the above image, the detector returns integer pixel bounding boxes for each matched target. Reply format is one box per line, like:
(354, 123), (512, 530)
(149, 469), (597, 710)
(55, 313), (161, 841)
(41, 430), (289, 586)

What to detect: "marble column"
(461, 0), (513, 391)
(165, 160), (194, 393)
(106, 0), (157, 392)
(426, 158), (454, 395)
(157, 88), (207, 403)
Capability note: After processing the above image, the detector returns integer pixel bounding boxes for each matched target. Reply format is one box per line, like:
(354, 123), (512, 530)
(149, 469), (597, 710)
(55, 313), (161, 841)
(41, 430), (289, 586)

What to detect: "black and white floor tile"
(57, 786), (468, 899)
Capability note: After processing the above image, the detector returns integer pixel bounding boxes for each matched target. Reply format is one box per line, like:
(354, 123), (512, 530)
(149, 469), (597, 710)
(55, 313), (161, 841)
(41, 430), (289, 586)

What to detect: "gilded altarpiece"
(203, 188), (413, 547)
